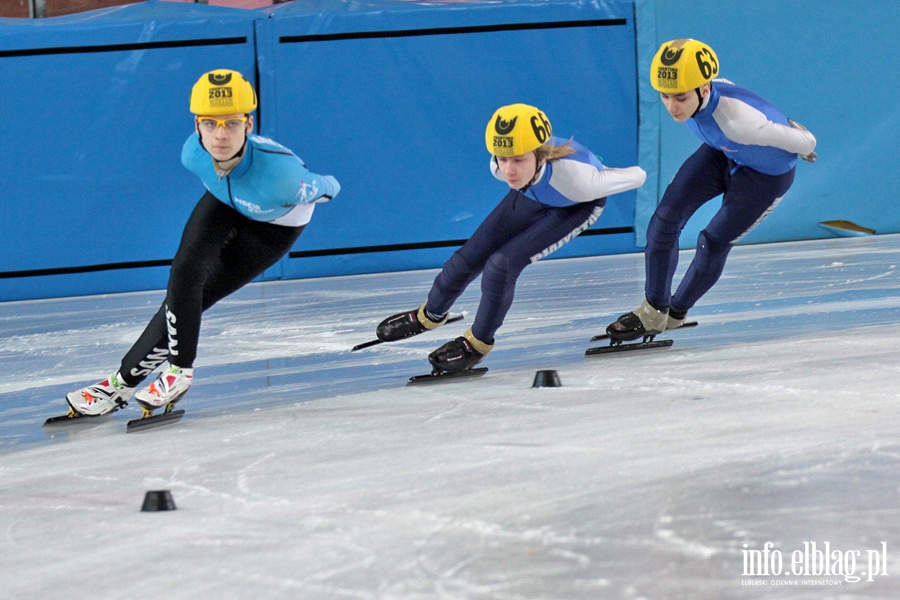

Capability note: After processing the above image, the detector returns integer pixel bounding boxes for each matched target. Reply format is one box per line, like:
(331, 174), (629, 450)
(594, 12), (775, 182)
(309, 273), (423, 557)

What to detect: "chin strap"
(690, 85), (711, 119)
(690, 88), (704, 118)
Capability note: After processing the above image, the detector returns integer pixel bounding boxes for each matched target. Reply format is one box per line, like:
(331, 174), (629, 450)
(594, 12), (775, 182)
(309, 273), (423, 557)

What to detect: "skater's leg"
(118, 306), (170, 386)
(426, 190), (526, 316)
(607, 147), (727, 341)
(197, 217), (304, 312)
(671, 166), (795, 311)
(161, 196), (302, 370)
(377, 191), (528, 342)
(112, 194), (234, 386)
(429, 200), (601, 374)
(160, 194), (244, 370)
(134, 213), (302, 411)
(644, 145), (728, 310)
(470, 199), (603, 344)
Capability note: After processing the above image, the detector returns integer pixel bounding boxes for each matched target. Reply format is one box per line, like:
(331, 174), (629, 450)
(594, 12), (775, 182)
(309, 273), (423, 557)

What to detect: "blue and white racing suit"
(427, 136), (646, 344)
(645, 79), (817, 313)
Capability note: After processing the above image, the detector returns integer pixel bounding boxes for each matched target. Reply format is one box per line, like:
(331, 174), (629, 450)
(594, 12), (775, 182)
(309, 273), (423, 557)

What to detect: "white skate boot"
(134, 366), (193, 416)
(66, 372), (134, 417)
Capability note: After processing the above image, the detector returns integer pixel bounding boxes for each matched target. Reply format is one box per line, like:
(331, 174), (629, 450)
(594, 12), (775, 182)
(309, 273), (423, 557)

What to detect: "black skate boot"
(428, 329), (493, 374)
(606, 299), (669, 342)
(376, 302), (448, 342)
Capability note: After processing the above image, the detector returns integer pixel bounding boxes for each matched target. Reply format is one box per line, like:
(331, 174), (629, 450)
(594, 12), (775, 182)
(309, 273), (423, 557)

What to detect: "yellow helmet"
(485, 103), (552, 157)
(650, 39), (719, 93)
(189, 69), (257, 115)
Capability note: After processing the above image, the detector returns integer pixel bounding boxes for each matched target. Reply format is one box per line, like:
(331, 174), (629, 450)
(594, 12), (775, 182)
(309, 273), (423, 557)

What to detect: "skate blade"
(407, 367), (488, 385)
(43, 407), (116, 427)
(590, 320), (698, 342)
(126, 408), (186, 433)
(585, 339), (674, 356)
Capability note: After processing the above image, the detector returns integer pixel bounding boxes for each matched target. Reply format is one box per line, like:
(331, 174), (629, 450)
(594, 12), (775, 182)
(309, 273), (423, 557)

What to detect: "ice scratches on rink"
(1, 235), (900, 599)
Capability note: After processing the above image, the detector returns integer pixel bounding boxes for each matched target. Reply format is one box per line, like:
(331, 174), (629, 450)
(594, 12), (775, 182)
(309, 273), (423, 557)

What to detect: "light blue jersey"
(491, 135), (646, 208)
(182, 133), (340, 226)
(687, 80), (816, 176)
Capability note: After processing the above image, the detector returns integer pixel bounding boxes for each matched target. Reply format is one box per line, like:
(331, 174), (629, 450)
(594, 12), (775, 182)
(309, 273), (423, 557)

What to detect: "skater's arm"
(548, 161), (647, 203)
(252, 138), (341, 206)
(713, 97), (817, 156)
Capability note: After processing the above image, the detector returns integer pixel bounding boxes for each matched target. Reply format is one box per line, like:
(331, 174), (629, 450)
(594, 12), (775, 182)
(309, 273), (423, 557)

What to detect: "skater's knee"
(481, 253), (521, 303)
(692, 230), (732, 275)
(482, 253), (519, 288)
(484, 253), (510, 277)
(444, 251), (475, 276)
(697, 229), (731, 255)
(169, 255), (206, 291)
(433, 251), (475, 296)
(646, 207), (684, 249)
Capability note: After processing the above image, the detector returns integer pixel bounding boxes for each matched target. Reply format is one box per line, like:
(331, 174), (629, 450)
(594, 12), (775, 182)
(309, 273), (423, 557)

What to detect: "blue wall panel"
(0, 2), (259, 301)
(256, 0), (639, 280)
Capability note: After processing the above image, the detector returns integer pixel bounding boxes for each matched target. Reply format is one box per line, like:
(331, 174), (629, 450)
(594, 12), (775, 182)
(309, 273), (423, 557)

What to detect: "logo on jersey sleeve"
(296, 180), (321, 204)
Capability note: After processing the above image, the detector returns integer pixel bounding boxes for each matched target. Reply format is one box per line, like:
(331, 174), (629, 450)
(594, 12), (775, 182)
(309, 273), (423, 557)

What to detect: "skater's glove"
(787, 119), (817, 163)
(797, 150), (817, 163)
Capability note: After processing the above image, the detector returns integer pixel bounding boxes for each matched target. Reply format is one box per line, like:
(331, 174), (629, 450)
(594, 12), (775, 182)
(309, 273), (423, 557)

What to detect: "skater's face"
(495, 152), (540, 190)
(196, 113), (254, 161)
(660, 83), (710, 122)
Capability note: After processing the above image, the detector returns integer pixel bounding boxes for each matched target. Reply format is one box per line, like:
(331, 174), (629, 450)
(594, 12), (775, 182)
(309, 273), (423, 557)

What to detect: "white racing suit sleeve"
(548, 162), (647, 204)
(713, 96), (817, 156)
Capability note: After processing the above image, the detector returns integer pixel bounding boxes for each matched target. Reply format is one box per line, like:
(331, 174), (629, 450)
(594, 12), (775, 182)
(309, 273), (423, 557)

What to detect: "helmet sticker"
(208, 87), (235, 108)
(530, 112), (551, 144)
(695, 48), (718, 79)
(208, 72), (233, 86)
(494, 115), (517, 135)
(659, 46), (684, 66)
(491, 136), (514, 152)
(656, 66), (678, 89)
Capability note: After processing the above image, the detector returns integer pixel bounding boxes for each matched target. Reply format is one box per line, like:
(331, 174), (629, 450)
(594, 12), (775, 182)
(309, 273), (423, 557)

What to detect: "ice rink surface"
(1, 235), (899, 599)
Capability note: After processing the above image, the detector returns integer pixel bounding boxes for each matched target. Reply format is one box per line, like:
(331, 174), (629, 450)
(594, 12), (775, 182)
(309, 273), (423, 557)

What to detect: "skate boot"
(606, 299), (669, 342)
(428, 328), (493, 374)
(134, 366), (193, 416)
(66, 372), (134, 417)
(667, 307), (688, 330)
(376, 302), (448, 342)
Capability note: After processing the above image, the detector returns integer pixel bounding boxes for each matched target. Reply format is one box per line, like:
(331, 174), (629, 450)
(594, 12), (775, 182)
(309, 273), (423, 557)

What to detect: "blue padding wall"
(256, 0), (639, 280)
(0, 0), (638, 301)
(0, 2), (258, 301)
(2, 0), (896, 302)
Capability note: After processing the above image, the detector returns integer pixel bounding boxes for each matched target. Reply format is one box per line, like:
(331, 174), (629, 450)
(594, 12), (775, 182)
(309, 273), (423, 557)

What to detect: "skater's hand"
(787, 119), (817, 163)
